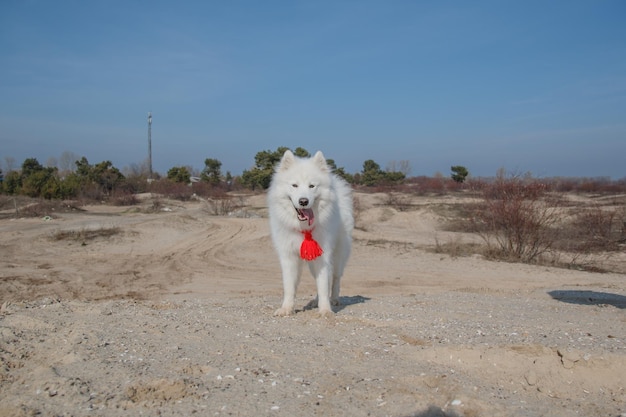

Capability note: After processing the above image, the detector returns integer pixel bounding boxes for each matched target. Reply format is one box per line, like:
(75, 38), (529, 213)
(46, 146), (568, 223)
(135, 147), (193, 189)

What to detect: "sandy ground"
(0, 193), (624, 417)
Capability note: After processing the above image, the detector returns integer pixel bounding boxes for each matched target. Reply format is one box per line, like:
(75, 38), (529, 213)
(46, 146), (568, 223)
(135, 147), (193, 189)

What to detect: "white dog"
(268, 150), (353, 316)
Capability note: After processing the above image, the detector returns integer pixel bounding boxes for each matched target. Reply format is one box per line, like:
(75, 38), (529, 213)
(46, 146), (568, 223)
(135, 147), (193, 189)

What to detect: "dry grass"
(432, 235), (483, 258)
(381, 192), (414, 212)
(51, 226), (122, 243)
(469, 180), (562, 263)
(0, 197), (85, 219)
(202, 195), (248, 216)
(395, 179), (626, 272)
(110, 190), (140, 206)
(556, 204), (626, 252)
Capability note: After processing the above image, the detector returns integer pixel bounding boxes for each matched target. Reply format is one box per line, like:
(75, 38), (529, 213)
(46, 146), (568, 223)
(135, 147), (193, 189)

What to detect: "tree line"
(238, 147), (409, 189)
(1, 157), (125, 200)
(0, 147), (421, 200)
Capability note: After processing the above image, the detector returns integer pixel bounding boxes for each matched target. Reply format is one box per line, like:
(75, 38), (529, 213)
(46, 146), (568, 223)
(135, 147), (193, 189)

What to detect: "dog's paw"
(317, 308), (334, 318)
(330, 298), (341, 306)
(274, 307), (294, 317)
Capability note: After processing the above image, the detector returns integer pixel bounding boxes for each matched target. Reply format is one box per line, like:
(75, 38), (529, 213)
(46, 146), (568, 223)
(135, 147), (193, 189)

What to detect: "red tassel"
(300, 230), (323, 261)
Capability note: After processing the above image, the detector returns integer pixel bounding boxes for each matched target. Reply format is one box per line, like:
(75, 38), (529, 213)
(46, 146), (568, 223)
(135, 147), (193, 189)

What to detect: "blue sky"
(1, 1), (625, 179)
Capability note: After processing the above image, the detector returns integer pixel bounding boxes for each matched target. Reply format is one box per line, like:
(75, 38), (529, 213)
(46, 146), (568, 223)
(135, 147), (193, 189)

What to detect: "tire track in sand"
(155, 213), (281, 298)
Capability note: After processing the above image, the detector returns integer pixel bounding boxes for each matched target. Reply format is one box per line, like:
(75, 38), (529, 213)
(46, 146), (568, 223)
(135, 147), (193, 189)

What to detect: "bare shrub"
(207, 197), (235, 215)
(557, 205), (626, 252)
(147, 179), (235, 201)
(76, 183), (106, 203)
(148, 180), (194, 201)
(203, 195), (248, 216)
(110, 190), (139, 206)
(434, 201), (481, 233)
(148, 198), (163, 213)
(433, 235), (482, 258)
(382, 192), (412, 211)
(407, 176), (446, 195)
(51, 226), (121, 242)
(12, 199), (85, 218)
(469, 176), (561, 263)
(189, 182), (235, 199)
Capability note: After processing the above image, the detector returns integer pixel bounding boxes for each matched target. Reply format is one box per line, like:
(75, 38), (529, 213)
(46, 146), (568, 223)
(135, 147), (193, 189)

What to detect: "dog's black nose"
(299, 198), (309, 207)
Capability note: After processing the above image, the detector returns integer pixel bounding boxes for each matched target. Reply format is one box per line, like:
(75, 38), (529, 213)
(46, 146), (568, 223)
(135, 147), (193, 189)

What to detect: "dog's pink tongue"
(302, 208), (314, 226)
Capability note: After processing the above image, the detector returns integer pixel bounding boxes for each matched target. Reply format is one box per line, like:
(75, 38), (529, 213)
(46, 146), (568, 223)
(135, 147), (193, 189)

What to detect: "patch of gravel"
(1, 290), (624, 417)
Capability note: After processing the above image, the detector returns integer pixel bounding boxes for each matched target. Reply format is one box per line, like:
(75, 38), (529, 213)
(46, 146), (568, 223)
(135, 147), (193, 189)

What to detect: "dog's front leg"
(274, 257), (302, 316)
(310, 261), (333, 317)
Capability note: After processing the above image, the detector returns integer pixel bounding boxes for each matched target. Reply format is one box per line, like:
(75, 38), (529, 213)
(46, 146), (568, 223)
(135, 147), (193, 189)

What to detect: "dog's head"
(274, 150), (331, 227)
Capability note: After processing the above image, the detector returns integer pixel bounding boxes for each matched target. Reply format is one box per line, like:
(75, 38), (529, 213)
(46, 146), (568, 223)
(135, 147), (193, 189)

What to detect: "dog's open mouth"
(295, 207), (315, 226)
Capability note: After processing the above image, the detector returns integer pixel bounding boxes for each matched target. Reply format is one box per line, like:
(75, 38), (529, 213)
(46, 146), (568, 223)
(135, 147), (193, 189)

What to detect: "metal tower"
(147, 112), (153, 179)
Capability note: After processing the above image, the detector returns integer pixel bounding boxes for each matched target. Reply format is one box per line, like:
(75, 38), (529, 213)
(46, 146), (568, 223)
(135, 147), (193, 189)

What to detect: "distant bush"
(450, 165), (469, 183)
(358, 159), (405, 186)
(205, 196), (246, 216)
(557, 204), (626, 253)
(2, 171), (22, 195)
(402, 176), (465, 195)
(110, 190), (140, 206)
(0, 156), (130, 202)
(148, 180), (195, 200)
(540, 177), (626, 194)
(10, 199), (85, 218)
(469, 175), (561, 263)
(382, 192), (413, 211)
(241, 147), (292, 190)
(167, 166), (191, 183)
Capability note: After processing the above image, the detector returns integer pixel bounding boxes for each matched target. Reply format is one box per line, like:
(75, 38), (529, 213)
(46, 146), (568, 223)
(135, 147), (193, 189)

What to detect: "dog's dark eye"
(292, 184), (298, 188)
(309, 184), (315, 188)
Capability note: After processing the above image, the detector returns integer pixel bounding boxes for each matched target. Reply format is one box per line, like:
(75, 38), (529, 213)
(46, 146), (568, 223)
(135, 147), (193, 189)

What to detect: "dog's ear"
(278, 150), (296, 171)
(313, 151), (330, 172)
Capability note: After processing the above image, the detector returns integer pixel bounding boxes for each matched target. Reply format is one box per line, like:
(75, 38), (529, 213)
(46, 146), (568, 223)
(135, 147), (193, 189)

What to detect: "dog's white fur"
(268, 150), (353, 316)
